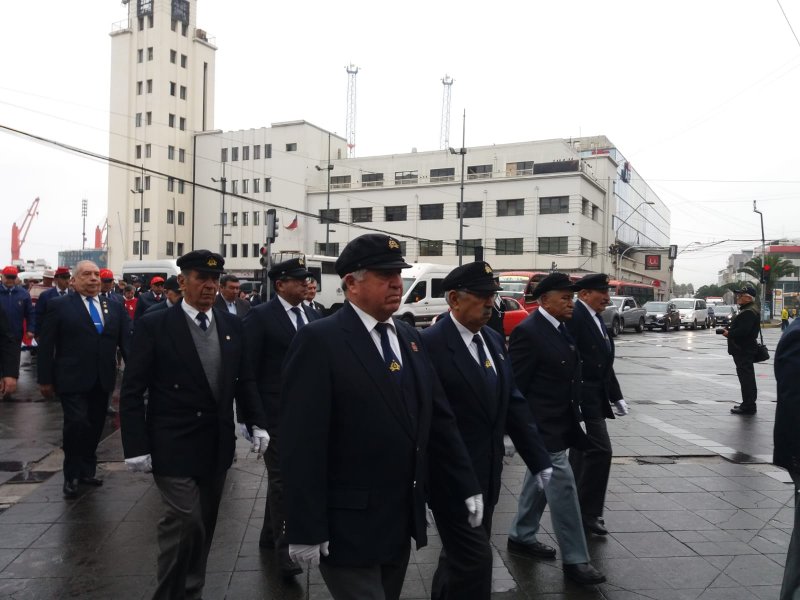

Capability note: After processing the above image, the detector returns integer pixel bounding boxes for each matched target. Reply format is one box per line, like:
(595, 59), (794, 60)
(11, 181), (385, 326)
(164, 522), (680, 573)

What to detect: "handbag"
(754, 327), (769, 363)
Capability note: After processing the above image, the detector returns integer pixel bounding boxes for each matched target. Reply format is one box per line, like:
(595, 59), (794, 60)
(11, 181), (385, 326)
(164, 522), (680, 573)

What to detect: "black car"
(713, 305), (737, 325)
(643, 301), (681, 332)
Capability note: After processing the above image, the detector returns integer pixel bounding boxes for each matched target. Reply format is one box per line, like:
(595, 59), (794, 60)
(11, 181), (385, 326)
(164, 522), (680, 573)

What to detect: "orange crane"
(11, 197), (40, 262)
(94, 219), (108, 249)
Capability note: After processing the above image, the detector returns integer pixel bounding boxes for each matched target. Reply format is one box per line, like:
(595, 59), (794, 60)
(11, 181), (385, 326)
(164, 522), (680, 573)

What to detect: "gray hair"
(445, 289), (468, 308)
(341, 269), (367, 293)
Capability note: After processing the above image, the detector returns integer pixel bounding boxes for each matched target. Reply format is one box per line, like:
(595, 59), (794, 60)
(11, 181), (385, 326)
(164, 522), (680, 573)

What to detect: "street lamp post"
(449, 110), (467, 265)
(753, 200), (767, 319)
(315, 133), (334, 256)
(212, 163), (227, 258)
(129, 164), (145, 261)
(614, 200), (655, 280)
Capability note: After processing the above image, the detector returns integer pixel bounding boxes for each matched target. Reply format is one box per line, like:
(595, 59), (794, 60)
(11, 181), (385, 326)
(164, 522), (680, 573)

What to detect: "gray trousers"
(152, 472), (227, 600)
(509, 449), (590, 565)
(780, 472), (800, 600)
(319, 543), (411, 600)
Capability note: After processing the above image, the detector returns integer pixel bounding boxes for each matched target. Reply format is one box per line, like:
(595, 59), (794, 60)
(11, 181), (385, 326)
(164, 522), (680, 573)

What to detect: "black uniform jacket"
(280, 302), (480, 567)
(134, 290), (165, 320)
(727, 303), (759, 357)
(421, 314), (551, 508)
(119, 302), (266, 478)
(242, 296), (320, 432)
(509, 310), (589, 453)
(567, 301), (622, 420)
(0, 306), (20, 379)
(214, 294), (251, 317)
(773, 317), (800, 474)
(37, 293), (130, 394)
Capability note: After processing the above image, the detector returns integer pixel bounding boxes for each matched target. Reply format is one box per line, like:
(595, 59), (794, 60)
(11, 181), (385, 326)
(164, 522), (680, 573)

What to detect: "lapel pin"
(410, 341), (419, 352)
(225, 335), (231, 340)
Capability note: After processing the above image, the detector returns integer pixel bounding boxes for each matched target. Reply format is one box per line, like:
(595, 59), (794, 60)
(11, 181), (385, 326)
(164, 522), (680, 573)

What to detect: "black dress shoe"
(563, 562), (606, 585)
(79, 477), (104, 487)
(731, 404), (756, 415)
(279, 557), (303, 579)
(506, 537), (557, 559)
(63, 479), (79, 499)
(582, 515), (608, 535)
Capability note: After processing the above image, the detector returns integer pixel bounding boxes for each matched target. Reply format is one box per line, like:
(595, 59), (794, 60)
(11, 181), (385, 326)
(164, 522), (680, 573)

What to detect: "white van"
(394, 263), (455, 327)
(670, 297), (709, 330)
(121, 259), (180, 287)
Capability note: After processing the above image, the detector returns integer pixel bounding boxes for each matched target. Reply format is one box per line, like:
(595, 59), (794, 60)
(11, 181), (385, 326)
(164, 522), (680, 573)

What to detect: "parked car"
(601, 296), (647, 336)
(706, 305), (715, 328)
(671, 298), (709, 330)
(713, 304), (737, 325)
(395, 263), (455, 327)
(499, 296), (528, 336)
(642, 301), (681, 331)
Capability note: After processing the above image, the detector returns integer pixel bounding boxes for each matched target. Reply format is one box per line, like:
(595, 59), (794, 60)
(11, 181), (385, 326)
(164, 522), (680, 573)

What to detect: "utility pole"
(315, 133), (334, 255)
(212, 163), (227, 258)
(753, 200), (767, 320)
(449, 110), (467, 266)
(129, 165), (145, 260)
(81, 199), (88, 250)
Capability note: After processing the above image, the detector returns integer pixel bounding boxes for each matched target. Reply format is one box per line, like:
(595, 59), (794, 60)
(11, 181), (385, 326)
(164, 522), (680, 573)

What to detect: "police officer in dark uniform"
(724, 284), (761, 415)
(0, 305), (19, 398)
(134, 276), (166, 319)
(281, 234), (481, 600)
(421, 261), (551, 600)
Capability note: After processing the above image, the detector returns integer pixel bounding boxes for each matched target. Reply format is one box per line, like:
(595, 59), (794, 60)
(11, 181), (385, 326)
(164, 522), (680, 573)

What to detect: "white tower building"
(107, 0), (216, 271)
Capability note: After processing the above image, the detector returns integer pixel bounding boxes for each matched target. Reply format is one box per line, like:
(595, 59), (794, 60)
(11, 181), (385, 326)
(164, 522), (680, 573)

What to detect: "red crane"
(11, 197), (40, 262)
(94, 219), (108, 249)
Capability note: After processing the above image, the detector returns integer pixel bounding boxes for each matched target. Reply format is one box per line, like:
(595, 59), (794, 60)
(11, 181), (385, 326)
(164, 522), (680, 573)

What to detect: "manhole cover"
(4, 471), (58, 484)
(635, 456), (676, 465)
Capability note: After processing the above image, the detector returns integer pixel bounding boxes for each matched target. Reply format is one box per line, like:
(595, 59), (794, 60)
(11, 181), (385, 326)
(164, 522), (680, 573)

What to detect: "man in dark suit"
(133, 276), (166, 319)
(507, 273), (605, 585)
(774, 317), (800, 600)
(37, 260), (131, 498)
(0, 265), (34, 345)
(303, 276), (326, 316)
(421, 261), (551, 600)
(99, 269), (124, 304)
(120, 250), (268, 600)
(1, 305), (20, 398)
(32, 266), (71, 337)
(281, 234), (482, 600)
(143, 276), (182, 314)
(214, 274), (250, 317)
(242, 257), (319, 578)
(567, 273), (628, 537)
(724, 284), (761, 415)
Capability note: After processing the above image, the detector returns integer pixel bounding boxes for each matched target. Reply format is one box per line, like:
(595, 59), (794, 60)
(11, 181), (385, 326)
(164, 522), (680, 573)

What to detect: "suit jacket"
(280, 302), (480, 567)
(305, 299), (326, 317)
(0, 285), (34, 341)
(509, 310), (588, 452)
(99, 291), (124, 304)
(242, 295), (319, 432)
(32, 287), (68, 335)
(134, 290), (165, 320)
(37, 293), (130, 394)
(421, 315), (550, 508)
(774, 317), (800, 473)
(214, 294), (251, 318)
(727, 303), (759, 356)
(567, 301), (622, 420)
(120, 302), (267, 477)
(0, 305), (20, 378)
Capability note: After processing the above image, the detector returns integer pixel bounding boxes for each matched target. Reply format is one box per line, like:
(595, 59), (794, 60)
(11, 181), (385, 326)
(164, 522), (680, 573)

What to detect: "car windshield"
(499, 281), (527, 294)
(715, 306), (734, 314)
(672, 300), (696, 309)
(610, 297), (623, 308)
(644, 302), (668, 312)
(402, 278), (416, 294)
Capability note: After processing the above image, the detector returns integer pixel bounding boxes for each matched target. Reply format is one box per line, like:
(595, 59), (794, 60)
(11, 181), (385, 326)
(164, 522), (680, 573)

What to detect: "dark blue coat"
(421, 314), (550, 508)
(32, 287), (68, 336)
(0, 285), (34, 341)
(133, 290), (165, 320)
(774, 317), (800, 473)
(0, 305), (20, 378)
(280, 302), (480, 566)
(509, 310), (588, 453)
(37, 292), (130, 394)
(567, 301), (622, 420)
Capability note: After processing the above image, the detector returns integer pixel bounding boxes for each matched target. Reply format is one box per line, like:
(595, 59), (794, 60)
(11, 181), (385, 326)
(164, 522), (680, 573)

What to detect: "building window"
(394, 170), (418, 185)
(242, 244), (248, 258)
(253, 145), (261, 160)
(178, 211), (185, 226)
(168, 145), (175, 160)
(538, 236), (568, 254)
(231, 180), (238, 195)
(178, 180), (184, 194)
(142, 208), (150, 222)
(467, 164), (492, 179)
(166, 241), (174, 256)
(252, 243), (259, 257)
(180, 86), (186, 100)
(179, 117), (186, 131)
(134, 177), (142, 192)
(419, 240), (443, 256)
(315, 242), (340, 255)
(320, 209), (339, 224)
(177, 242), (184, 255)
(231, 244), (238, 258)
(134, 208), (141, 223)
(581, 238), (591, 256)
(231, 147), (239, 161)
(221, 148), (228, 162)
(136, 81), (143, 95)
(264, 178), (272, 192)
(221, 213), (228, 226)
(133, 240), (140, 255)
(242, 146), (249, 160)
(582, 198), (591, 218)
(592, 205), (600, 222)
(170, 49), (177, 63)
(135, 113), (142, 127)
(362, 173), (384, 187)
(351, 207), (372, 223)
(178, 148), (185, 163)
(167, 209), (175, 224)
(147, 47), (154, 61)
(137, 49), (143, 63)
(180, 54), (187, 68)
(253, 211), (260, 226)
(169, 114), (175, 128)
(242, 179), (249, 194)
(286, 143), (297, 152)
(144, 176), (151, 191)
(539, 196), (570, 214)
(591, 242), (598, 257)
(457, 239), (482, 257)
(253, 178), (260, 193)
(167, 177), (175, 192)
(242, 212), (249, 226)
(135, 145), (142, 159)
(496, 238), (523, 255)
(430, 167), (455, 182)
(264, 143), (272, 158)
(145, 144), (151, 158)
(146, 112), (152, 125)
(457, 201), (482, 218)
(506, 161), (534, 176)
(497, 198), (524, 217)
(385, 206), (407, 222)
(420, 203), (443, 220)
(221, 244), (226, 257)
(146, 79), (153, 93)
(327, 175), (349, 189)
(232, 212), (238, 227)
(170, 81), (176, 96)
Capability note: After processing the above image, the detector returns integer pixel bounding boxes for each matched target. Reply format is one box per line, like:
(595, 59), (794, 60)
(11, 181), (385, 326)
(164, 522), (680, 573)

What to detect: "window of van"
(406, 281), (426, 303)
(431, 278), (445, 298)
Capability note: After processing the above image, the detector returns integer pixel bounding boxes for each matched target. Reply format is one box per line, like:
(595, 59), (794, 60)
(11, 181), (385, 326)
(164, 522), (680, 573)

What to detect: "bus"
(607, 279), (656, 307)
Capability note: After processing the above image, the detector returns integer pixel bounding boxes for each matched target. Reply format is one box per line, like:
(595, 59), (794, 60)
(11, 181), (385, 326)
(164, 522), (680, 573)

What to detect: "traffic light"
(760, 263), (771, 284)
(266, 209), (279, 243)
(259, 246), (269, 267)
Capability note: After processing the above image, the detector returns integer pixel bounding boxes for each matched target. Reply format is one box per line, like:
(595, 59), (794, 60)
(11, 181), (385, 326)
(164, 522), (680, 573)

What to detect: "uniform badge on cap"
(484, 264), (492, 274)
(298, 257), (305, 266)
(388, 238), (400, 250)
(207, 258), (217, 267)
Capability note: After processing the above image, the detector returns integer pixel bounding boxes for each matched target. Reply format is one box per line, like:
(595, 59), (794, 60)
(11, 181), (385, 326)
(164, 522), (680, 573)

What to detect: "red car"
(431, 296), (528, 337)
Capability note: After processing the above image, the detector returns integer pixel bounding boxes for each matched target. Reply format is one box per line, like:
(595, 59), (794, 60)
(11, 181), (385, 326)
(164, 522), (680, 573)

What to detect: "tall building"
(106, 0), (216, 270)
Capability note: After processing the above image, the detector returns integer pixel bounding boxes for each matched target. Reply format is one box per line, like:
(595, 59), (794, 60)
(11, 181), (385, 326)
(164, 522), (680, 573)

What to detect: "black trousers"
(431, 502), (494, 600)
(152, 471), (227, 600)
(569, 417), (612, 519)
(319, 543), (411, 600)
(259, 432), (289, 562)
(733, 354), (757, 407)
(59, 380), (108, 481)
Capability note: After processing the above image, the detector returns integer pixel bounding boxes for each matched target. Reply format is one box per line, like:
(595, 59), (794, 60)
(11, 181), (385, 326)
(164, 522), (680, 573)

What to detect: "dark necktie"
(86, 297), (103, 334)
(196, 312), (208, 331)
(290, 306), (305, 330)
(558, 322), (575, 345)
(375, 323), (402, 379)
(472, 334), (498, 392)
(154, 295), (161, 302)
(100, 292), (108, 301)
(59, 290), (66, 296)
(595, 313), (611, 350)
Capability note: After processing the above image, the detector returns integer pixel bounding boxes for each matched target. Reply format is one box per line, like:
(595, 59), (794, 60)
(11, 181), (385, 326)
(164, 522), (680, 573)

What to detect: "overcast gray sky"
(2, 0), (799, 286)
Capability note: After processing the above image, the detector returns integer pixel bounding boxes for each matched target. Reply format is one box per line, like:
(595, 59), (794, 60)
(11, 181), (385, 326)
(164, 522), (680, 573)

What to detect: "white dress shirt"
(350, 302), (403, 366)
(79, 294), (105, 325)
(182, 299), (213, 328)
(450, 314), (496, 374)
(579, 299), (607, 338)
(277, 294), (308, 330)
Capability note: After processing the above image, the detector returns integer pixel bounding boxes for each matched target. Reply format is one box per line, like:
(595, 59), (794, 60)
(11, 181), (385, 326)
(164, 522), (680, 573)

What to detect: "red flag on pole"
(285, 215), (298, 230)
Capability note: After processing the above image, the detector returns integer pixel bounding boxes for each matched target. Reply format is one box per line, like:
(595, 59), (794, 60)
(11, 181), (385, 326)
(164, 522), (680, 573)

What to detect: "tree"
(695, 284), (735, 299)
(737, 254), (798, 315)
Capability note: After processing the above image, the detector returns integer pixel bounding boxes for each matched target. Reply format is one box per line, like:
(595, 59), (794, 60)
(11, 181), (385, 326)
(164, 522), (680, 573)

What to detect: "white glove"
(239, 423), (253, 443)
(125, 454), (152, 473)
(289, 541), (330, 566)
(425, 503), (435, 527)
(251, 426), (269, 456)
(465, 494), (484, 528)
(614, 399), (629, 416)
(503, 435), (516, 458)
(537, 467), (553, 489)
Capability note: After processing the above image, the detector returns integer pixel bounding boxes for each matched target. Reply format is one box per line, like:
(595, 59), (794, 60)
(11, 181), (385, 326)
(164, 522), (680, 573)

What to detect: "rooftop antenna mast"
(345, 64), (359, 157)
(440, 75), (454, 150)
